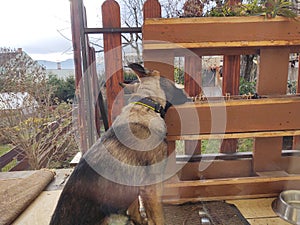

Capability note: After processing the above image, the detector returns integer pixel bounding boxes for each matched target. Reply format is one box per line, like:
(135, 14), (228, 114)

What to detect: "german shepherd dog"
(50, 63), (188, 225)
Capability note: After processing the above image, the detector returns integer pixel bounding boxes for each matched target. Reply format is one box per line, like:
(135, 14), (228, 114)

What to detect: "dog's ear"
(127, 63), (160, 78)
(119, 82), (140, 93)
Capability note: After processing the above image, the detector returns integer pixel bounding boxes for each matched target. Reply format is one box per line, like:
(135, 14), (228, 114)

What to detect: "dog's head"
(127, 63), (188, 108)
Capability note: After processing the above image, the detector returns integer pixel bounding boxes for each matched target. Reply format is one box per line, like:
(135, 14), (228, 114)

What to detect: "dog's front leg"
(140, 185), (165, 225)
(127, 198), (147, 225)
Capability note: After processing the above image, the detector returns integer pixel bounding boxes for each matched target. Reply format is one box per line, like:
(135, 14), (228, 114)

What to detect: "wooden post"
(184, 55), (202, 155)
(293, 54), (300, 149)
(220, 0), (241, 154)
(70, 0), (82, 88)
(88, 46), (101, 136)
(102, 0), (124, 125)
(253, 48), (289, 172)
(220, 56), (240, 153)
(143, 0), (177, 163)
(143, 0), (166, 75)
(70, 0), (88, 152)
(143, 0), (161, 19)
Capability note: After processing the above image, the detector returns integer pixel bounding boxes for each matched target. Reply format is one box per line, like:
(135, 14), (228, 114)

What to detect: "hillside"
(38, 59), (74, 70)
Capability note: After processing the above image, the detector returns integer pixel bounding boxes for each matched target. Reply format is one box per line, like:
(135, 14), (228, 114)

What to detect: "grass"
(0, 144), (16, 172)
(0, 144), (13, 156)
(175, 138), (254, 155)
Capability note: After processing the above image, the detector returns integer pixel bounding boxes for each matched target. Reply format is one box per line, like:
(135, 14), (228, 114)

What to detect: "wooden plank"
(247, 218), (291, 225)
(0, 171), (35, 180)
(227, 198), (292, 224)
(143, 16), (300, 48)
(168, 130), (300, 141)
(143, 0), (161, 19)
(70, 0), (82, 88)
(165, 98), (300, 136)
(184, 55), (202, 96)
(177, 155), (300, 180)
(45, 169), (74, 191)
(293, 54), (300, 149)
(254, 47), (289, 172)
(143, 50), (175, 81)
(13, 190), (62, 225)
(227, 198), (277, 218)
(222, 55), (240, 96)
(162, 193), (278, 204)
(178, 158), (252, 180)
(102, 0), (124, 125)
(166, 174), (300, 188)
(190, 46), (260, 56)
(184, 55), (202, 155)
(174, 47), (300, 57)
(70, 152), (82, 166)
(257, 48), (289, 95)
(70, 0), (88, 152)
(11, 159), (29, 171)
(254, 137), (283, 172)
(163, 175), (300, 202)
(144, 41), (300, 50)
(221, 55), (240, 153)
(0, 147), (19, 169)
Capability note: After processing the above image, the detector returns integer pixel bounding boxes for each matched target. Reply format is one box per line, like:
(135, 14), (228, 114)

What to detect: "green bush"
(239, 78), (256, 95)
(47, 74), (75, 103)
(174, 67), (184, 85)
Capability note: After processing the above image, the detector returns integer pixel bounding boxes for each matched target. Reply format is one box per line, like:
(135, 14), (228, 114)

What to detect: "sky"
(0, 0), (104, 62)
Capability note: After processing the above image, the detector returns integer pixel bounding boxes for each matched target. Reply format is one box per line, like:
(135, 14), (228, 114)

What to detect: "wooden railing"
(142, 5), (300, 201)
(70, 0), (300, 202)
(0, 147), (28, 171)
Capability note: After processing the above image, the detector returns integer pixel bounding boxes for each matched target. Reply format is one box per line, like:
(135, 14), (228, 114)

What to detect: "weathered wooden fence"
(70, 0), (300, 201)
(0, 147), (28, 171)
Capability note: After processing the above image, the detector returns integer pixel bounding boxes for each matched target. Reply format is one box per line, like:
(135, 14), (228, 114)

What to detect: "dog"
(49, 63), (188, 225)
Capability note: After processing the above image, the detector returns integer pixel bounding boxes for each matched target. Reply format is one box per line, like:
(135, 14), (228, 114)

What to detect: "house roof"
(0, 48), (45, 76)
(0, 92), (38, 115)
(0, 49), (19, 66)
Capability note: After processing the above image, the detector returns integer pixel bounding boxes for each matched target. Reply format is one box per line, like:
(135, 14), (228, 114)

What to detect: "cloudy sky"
(0, 0), (104, 62)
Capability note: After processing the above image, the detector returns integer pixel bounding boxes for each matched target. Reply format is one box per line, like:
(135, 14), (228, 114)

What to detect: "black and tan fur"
(50, 63), (188, 225)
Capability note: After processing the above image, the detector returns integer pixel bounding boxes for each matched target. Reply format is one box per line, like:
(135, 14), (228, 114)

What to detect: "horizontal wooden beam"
(144, 16), (300, 49)
(166, 174), (300, 188)
(165, 97), (300, 136)
(176, 150), (300, 162)
(163, 173), (300, 203)
(168, 130), (300, 141)
(144, 42), (300, 51)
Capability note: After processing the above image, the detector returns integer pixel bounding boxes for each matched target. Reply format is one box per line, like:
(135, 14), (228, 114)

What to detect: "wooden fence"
(70, 0), (300, 202)
(0, 147), (28, 171)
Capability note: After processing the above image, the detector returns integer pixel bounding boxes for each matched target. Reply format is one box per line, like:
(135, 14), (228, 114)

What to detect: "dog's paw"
(101, 214), (132, 225)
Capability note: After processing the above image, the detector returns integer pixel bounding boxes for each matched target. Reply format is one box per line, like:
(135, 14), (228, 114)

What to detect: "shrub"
(0, 50), (78, 169)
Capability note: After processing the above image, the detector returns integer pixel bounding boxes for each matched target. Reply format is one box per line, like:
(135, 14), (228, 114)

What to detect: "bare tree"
(119, 0), (185, 63)
(0, 48), (78, 169)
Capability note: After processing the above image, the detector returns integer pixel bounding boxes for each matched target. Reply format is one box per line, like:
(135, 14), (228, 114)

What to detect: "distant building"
(39, 61), (75, 80)
(46, 62), (74, 80)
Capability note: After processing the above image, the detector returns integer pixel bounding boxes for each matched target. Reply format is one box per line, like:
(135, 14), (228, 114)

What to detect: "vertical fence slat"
(102, 0), (124, 125)
(143, 0), (165, 76)
(70, 0), (88, 152)
(220, 0), (241, 154)
(184, 55), (202, 155)
(88, 46), (102, 136)
(143, 0), (161, 19)
(253, 48), (290, 172)
(293, 55), (300, 149)
(220, 55), (240, 153)
(70, 0), (83, 88)
(143, 0), (178, 163)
